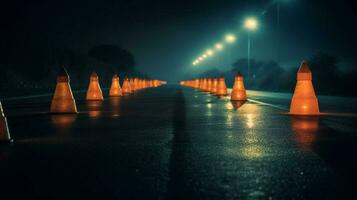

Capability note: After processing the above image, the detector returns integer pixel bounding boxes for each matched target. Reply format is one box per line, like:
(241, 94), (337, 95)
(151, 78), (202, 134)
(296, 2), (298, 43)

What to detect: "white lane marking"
(247, 98), (289, 111)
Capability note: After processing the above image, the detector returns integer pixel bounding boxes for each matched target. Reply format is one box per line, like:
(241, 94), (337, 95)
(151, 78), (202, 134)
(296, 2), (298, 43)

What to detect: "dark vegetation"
(0, 45), (147, 91)
(197, 53), (357, 97)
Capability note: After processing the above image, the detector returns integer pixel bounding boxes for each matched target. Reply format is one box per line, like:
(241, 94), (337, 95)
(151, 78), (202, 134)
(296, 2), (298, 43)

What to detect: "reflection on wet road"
(0, 85), (357, 199)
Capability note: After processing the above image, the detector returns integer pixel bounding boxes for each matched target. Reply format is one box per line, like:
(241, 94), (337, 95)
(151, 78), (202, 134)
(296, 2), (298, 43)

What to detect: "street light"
(244, 17), (258, 31)
(225, 34), (236, 67)
(244, 17), (258, 82)
(225, 34), (236, 44)
(206, 49), (214, 56)
(215, 43), (224, 50)
(202, 54), (207, 58)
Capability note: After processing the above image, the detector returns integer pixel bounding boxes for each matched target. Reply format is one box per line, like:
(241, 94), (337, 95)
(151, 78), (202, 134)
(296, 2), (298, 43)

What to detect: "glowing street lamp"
(244, 17), (258, 31)
(202, 54), (207, 58)
(206, 49), (214, 56)
(244, 17), (258, 81)
(225, 34), (236, 67)
(225, 34), (236, 44)
(215, 43), (224, 50)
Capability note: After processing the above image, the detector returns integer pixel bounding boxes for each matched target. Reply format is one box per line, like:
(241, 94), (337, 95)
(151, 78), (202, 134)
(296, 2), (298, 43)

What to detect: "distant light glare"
(206, 49), (214, 56)
(202, 54), (207, 58)
(244, 17), (258, 31)
(198, 57), (203, 61)
(215, 43), (223, 50)
(225, 34), (236, 43)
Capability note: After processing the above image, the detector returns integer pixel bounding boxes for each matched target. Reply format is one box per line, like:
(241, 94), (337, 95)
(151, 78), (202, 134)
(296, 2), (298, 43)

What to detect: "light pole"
(244, 17), (258, 81)
(225, 34), (236, 68)
(215, 43), (224, 68)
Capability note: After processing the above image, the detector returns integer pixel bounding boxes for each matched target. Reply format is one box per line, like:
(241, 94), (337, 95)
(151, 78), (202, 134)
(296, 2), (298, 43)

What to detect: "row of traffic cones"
(51, 68), (166, 114)
(181, 73), (247, 101)
(1, 69), (166, 142)
(181, 77), (228, 96)
(181, 61), (320, 115)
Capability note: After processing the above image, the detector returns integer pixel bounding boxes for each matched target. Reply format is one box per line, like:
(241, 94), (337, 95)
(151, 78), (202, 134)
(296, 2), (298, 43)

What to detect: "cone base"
(109, 94), (123, 97)
(0, 139), (13, 144)
(230, 100), (246, 110)
(0, 116), (12, 143)
(289, 113), (321, 116)
(231, 91), (247, 101)
(86, 98), (104, 101)
(49, 111), (79, 115)
(50, 99), (78, 114)
(289, 98), (320, 116)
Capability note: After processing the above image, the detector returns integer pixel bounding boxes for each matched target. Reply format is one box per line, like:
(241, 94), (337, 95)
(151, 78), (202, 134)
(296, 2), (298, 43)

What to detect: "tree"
(88, 45), (135, 73)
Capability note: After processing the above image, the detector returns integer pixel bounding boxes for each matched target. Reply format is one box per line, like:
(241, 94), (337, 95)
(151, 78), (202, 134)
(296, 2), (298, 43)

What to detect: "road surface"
(1, 85), (357, 199)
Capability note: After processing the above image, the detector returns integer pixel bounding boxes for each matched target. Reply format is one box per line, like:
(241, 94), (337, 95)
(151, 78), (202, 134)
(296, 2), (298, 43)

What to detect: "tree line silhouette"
(196, 53), (357, 97)
(0, 45), (149, 92)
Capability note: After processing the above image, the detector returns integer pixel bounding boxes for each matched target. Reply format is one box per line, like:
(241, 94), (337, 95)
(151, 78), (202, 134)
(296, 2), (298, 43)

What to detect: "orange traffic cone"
(150, 80), (154, 88)
(152, 80), (159, 87)
(50, 68), (78, 113)
(216, 77), (228, 96)
(211, 78), (218, 94)
(143, 80), (147, 88)
(290, 61), (320, 115)
(198, 79), (203, 90)
(122, 77), (132, 94)
(129, 78), (136, 91)
(207, 78), (212, 93)
(109, 74), (123, 97)
(202, 78), (208, 91)
(0, 101), (12, 142)
(194, 79), (199, 89)
(231, 72), (247, 101)
(86, 72), (104, 101)
(231, 100), (246, 110)
(135, 78), (140, 90)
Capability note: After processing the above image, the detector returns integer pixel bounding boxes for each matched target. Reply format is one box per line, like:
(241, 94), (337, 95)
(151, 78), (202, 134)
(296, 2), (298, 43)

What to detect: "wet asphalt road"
(1, 85), (357, 199)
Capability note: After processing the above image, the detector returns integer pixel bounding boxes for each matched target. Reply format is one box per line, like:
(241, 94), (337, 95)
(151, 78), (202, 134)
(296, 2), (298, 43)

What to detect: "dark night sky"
(1, 0), (357, 82)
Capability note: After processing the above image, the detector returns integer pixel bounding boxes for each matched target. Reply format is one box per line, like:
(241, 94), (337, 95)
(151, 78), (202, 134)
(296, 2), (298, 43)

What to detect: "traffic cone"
(50, 68), (78, 113)
(122, 77), (132, 94)
(109, 74), (123, 97)
(231, 100), (246, 110)
(211, 78), (218, 94)
(289, 61), (320, 115)
(86, 72), (104, 101)
(0, 101), (11, 143)
(143, 80), (148, 88)
(202, 78), (208, 91)
(194, 79), (199, 89)
(216, 77), (228, 96)
(231, 72), (247, 101)
(153, 80), (159, 87)
(198, 79), (203, 90)
(130, 78), (136, 91)
(207, 78), (212, 93)
(136, 78), (142, 90)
